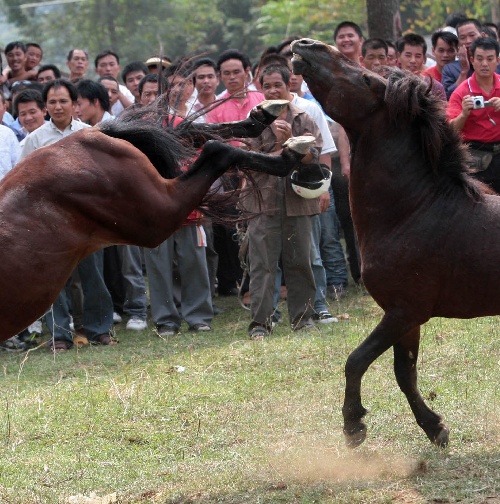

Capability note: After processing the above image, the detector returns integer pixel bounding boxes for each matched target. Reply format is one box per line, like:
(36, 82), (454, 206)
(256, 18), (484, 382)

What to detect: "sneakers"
(0, 336), (29, 352)
(113, 312), (123, 324)
(312, 310), (339, 324)
(126, 317), (147, 331)
(157, 324), (178, 337)
(189, 323), (211, 332)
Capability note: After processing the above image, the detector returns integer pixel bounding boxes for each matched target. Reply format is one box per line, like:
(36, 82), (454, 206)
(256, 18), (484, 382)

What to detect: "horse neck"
(349, 123), (436, 234)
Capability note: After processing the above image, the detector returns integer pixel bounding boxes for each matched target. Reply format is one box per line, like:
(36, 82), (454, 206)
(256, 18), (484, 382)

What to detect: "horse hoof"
(258, 100), (289, 118)
(432, 425), (450, 448)
(283, 135), (315, 154)
(343, 425), (367, 448)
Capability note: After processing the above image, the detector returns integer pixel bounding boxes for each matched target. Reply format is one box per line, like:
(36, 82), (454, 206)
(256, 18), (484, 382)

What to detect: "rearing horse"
(292, 38), (500, 447)
(0, 100), (314, 341)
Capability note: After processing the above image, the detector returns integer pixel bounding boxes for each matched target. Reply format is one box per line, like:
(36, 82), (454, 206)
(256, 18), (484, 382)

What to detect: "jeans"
(319, 185), (349, 288)
(46, 250), (113, 343)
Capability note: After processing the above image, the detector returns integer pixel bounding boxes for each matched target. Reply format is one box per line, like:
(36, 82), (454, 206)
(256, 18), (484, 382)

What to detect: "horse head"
(291, 38), (387, 136)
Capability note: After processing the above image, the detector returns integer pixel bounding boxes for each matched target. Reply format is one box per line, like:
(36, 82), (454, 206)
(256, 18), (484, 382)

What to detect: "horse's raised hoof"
(431, 424), (450, 448)
(257, 99), (289, 118)
(283, 135), (315, 155)
(343, 424), (367, 448)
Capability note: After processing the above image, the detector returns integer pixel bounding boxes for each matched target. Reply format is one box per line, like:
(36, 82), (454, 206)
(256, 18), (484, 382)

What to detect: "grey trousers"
(144, 225), (213, 330)
(119, 245), (147, 320)
(248, 209), (315, 329)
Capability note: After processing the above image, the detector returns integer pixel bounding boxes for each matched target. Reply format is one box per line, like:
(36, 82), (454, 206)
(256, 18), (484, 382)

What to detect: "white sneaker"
(126, 317), (147, 331)
(28, 319), (43, 334)
(113, 312), (123, 324)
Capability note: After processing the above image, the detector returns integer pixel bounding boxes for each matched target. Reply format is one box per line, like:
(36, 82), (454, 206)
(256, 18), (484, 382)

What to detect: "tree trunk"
(366, 0), (401, 40)
(491, 0), (500, 24)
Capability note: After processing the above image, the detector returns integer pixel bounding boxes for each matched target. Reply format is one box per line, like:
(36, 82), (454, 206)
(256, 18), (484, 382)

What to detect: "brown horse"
(291, 38), (500, 447)
(0, 100), (314, 341)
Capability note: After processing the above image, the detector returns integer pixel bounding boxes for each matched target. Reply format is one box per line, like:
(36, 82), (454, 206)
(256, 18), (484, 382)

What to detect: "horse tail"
(98, 115), (188, 179)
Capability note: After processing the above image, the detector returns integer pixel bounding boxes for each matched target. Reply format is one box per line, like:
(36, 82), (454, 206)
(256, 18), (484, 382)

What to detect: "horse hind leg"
(343, 314), (417, 448)
(393, 328), (449, 447)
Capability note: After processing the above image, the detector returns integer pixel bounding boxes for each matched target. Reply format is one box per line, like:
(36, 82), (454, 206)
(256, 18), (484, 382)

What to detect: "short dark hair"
(121, 61), (148, 82)
(275, 36), (301, 54)
(216, 49), (251, 72)
(42, 79), (78, 103)
(483, 21), (499, 34)
(98, 74), (119, 86)
(334, 21), (363, 41)
(258, 53), (289, 72)
(385, 40), (396, 51)
(431, 30), (459, 49)
(193, 57), (217, 73)
(10, 81), (43, 96)
(67, 48), (89, 61)
(37, 64), (61, 79)
(138, 73), (158, 97)
(396, 33), (427, 55)
(76, 79), (110, 112)
(26, 42), (42, 54)
(259, 63), (290, 86)
(361, 38), (388, 57)
(5, 41), (26, 54)
(482, 26), (498, 40)
(445, 12), (467, 29)
(13, 89), (45, 117)
(456, 18), (482, 34)
(470, 36), (500, 57)
(94, 49), (120, 69)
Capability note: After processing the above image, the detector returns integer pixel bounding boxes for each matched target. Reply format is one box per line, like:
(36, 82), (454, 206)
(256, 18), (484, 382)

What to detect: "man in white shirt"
(0, 124), (20, 179)
(94, 50), (134, 116)
(20, 79), (115, 351)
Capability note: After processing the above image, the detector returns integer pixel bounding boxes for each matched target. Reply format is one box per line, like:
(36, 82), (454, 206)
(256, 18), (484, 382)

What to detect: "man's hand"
(487, 96), (500, 112)
(457, 45), (470, 73)
(319, 190), (330, 213)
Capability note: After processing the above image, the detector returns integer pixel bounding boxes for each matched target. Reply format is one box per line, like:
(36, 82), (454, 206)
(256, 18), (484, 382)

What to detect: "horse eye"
(363, 74), (371, 86)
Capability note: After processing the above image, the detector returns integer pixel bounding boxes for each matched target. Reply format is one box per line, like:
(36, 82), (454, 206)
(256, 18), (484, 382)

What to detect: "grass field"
(0, 286), (499, 503)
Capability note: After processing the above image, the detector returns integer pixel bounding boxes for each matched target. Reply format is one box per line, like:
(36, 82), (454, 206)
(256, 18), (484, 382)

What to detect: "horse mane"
(384, 69), (487, 202)
(98, 105), (192, 179)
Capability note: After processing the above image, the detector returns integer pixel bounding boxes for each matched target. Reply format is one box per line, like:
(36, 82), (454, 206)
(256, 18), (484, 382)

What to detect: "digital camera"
(472, 96), (492, 109)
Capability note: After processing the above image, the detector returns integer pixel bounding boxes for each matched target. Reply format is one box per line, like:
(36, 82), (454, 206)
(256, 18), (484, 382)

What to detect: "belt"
(468, 140), (500, 153)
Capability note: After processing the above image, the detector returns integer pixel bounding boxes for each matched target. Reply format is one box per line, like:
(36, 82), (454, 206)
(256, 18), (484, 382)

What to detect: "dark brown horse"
(0, 100), (314, 341)
(291, 38), (500, 447)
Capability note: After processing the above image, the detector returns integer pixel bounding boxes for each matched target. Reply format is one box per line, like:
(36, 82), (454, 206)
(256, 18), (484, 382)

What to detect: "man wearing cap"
(145, 56), (172, 74)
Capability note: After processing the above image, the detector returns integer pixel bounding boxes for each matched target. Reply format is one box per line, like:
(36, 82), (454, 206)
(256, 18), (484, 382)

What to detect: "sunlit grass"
(0, 287), (499, 503)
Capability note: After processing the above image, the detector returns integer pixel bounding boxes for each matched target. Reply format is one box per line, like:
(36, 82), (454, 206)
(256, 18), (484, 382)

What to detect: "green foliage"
(400, 0), (493, 33)
(1, 0), (499, 71)
(255, 0), (367, 48)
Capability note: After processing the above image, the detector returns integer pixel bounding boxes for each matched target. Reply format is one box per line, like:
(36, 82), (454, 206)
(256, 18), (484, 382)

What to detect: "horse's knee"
(345, 349), (369, 380)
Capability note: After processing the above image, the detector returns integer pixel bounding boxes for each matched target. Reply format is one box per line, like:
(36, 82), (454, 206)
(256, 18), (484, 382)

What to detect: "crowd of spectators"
(1, 11), (500, 349)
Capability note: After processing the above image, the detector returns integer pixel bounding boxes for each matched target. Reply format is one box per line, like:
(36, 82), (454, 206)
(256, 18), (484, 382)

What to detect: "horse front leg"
(393, 328), (449, 447)
(176, 100), (289, 146)
(343, 313), (416, 448)
(188, 136), (316, 180)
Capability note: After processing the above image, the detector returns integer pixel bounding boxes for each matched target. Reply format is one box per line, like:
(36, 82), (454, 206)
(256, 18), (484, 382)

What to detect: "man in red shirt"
(447, 36), (500, 192)
(423, 30), (458, 83)
(206, 49), (265, 297)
